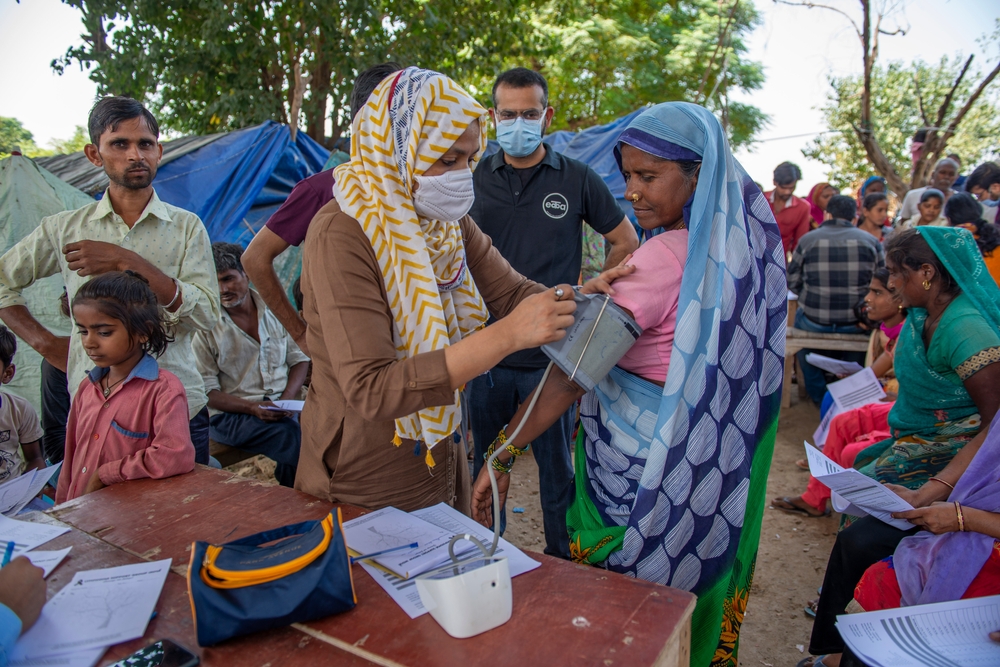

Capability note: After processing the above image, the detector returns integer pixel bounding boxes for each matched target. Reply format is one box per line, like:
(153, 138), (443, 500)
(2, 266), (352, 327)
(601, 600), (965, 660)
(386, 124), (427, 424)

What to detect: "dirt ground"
(230, 395), (833, 667)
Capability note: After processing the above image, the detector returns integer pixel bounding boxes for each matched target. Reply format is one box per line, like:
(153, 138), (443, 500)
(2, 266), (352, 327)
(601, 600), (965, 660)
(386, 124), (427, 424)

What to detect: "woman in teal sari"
(471, 102), (787, 667)
(852, 226), (1000, 493)
(805, 226), (1000, 666)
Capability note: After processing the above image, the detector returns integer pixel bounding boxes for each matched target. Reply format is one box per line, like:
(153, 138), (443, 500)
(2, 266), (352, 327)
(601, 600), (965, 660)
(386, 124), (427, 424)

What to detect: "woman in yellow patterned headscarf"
(296, 66), (583, 512)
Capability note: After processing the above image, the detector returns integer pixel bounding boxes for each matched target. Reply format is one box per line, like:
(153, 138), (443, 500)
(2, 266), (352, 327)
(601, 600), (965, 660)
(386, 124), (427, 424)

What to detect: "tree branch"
(933, 54), (973, 128)
(696, 0), (740, 103)
(912, 72), (931, 126)
(774, 0), (862, 38)
(911, 58), (1000, 189)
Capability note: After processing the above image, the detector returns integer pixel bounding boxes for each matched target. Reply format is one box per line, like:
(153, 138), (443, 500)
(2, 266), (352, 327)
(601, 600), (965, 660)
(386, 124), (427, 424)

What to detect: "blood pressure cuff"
(541, 289), (642, 392)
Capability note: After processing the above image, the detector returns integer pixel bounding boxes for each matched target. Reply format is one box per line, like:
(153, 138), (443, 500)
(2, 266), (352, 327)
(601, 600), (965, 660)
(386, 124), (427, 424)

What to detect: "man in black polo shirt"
(468, 67), (638, 559)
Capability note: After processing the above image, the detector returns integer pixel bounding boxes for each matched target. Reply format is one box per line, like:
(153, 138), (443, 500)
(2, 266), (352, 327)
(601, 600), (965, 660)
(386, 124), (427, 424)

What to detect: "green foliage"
(804, 57), (1000, 191)
(465, 0), (767, 149)
(53, 0), (765, 148)
(0, 117), (37, 155)
(49, 126), (89, 155)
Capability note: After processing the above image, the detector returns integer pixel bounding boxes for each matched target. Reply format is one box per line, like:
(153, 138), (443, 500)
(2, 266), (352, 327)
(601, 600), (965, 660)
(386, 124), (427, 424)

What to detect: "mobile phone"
(109, 639), (199, 667)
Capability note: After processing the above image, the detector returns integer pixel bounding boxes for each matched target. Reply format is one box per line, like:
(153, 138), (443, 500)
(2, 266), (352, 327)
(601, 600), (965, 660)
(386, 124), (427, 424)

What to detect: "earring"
(922, 279), (931, 291)
(630, 193), (640, 203)
(898, 303), (904, 312)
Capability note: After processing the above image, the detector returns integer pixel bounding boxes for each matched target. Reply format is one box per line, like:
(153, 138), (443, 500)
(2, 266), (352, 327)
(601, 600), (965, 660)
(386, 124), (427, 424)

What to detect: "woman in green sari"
(805, 226), (1000, 666)
(852, 226), (1000, 493)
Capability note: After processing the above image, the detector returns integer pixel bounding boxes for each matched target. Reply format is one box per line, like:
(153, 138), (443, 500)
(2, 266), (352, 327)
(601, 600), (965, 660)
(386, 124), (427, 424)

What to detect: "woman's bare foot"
(772, 495), (828, 517)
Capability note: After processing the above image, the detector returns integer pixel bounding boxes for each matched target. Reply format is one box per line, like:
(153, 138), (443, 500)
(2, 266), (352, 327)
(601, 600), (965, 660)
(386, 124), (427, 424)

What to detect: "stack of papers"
(344, 506), (479, 579)
(837, 595), (1000, 666)
(0, 463), (61, 517)
(0, 513), (70, 559)
(804, 442), (913, 529)
(813, 368), (886, 446)
(344, 503), (540, 618)
(10, 560), (172, 667)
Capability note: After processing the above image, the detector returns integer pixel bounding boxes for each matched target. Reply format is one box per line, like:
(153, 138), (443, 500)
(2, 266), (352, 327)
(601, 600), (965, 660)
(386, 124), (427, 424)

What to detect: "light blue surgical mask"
(496, 117), (544, 158)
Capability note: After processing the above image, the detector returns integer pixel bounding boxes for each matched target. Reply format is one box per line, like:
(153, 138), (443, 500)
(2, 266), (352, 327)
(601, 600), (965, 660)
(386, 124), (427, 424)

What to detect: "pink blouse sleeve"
(609, 232), (686, 331)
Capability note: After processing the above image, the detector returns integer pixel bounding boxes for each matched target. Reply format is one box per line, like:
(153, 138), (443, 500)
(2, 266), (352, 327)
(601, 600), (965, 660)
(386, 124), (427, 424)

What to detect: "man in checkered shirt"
(788, 194), (885, 404)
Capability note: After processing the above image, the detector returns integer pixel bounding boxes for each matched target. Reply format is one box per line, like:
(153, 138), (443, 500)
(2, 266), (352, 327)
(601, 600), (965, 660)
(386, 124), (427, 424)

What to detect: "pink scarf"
(880, 319), (904, 341)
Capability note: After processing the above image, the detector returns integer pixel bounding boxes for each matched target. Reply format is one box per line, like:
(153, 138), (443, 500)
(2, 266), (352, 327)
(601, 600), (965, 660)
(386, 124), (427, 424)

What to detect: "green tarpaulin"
(0, 155), (93, 417)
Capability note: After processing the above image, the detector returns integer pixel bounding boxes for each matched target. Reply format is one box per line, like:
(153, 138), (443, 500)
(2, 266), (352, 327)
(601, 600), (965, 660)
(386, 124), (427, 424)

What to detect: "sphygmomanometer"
(414, 288), (641, 637)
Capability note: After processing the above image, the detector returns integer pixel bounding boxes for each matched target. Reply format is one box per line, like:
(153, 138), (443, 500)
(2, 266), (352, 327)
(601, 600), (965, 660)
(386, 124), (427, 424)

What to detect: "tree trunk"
(305, 32), (333, 146)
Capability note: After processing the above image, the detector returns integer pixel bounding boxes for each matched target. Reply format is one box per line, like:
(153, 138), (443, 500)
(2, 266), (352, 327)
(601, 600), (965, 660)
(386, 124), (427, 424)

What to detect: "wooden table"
(33, 466), (695, 666)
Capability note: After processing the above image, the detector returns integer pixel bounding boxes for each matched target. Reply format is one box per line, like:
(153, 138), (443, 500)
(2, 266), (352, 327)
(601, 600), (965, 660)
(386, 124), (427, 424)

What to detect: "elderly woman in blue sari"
(471, 102), (787, 667)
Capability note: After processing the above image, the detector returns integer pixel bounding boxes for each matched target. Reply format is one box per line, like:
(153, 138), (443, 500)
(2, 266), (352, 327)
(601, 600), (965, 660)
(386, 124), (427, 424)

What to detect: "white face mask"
(412, 169), (475, 221)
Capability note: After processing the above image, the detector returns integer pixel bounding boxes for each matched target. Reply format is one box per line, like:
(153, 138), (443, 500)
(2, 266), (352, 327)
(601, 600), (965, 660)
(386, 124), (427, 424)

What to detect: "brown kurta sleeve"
(460, 215), (546, 319)
(296, 202), (541, 512)
(304, 204), (455, 423)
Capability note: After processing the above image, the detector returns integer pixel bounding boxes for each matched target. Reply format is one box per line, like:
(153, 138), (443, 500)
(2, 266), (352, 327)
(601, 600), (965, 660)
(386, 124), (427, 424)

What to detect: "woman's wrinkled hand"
(580, 259), (636, 297)
(471, 464), (510, 528)
(892, 501), (960, 534)
(503, 285), (577, 351)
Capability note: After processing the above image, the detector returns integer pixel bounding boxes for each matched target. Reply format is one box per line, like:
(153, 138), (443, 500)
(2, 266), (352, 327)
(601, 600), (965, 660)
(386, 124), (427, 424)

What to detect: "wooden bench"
(209, 439), (257, 468)
(782, 327), (870, 408)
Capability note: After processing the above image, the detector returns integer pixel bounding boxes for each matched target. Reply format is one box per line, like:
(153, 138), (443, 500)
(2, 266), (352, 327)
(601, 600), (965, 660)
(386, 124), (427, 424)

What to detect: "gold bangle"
(955, 501), (965, 532)
(929, 476), (955, 492)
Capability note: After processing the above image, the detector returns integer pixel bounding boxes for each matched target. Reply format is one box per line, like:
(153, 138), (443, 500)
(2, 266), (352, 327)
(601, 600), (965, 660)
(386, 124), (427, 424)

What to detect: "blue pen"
(351, 542), (419, 564)
(1, 541), (14, 567)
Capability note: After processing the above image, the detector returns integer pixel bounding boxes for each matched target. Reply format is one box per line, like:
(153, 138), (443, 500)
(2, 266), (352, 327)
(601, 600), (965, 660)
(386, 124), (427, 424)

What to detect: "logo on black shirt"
(542, 193), (569, 219)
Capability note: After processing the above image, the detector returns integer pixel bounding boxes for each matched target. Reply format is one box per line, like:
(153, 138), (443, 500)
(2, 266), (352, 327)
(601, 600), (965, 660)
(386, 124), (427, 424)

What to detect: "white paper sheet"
(343, 507), (475, 579)
(261, 399), (305, 412)
(804, 442), (914, 529)
(0, 464), (61, 517)
(812, 402), (840, 448)
(0, 514), (70, 557)
(826, 367), (886, 412)
(358, 503), (540, 618)
(412, 503), (542, 579)
(24, 547), (72, 578)
(8, 647), (105, 667)
(12, 559), (171, 660)
(836, 595), (1000, 667)
(804, 353), (864, 377)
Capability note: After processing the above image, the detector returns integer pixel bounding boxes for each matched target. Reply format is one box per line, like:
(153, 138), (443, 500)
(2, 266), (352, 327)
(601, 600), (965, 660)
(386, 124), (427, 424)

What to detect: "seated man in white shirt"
(193, 243), (309, 486)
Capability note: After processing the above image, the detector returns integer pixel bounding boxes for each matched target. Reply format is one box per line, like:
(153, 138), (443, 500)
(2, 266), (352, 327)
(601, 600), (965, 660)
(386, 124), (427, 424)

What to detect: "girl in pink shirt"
(56, 271), (195, 503)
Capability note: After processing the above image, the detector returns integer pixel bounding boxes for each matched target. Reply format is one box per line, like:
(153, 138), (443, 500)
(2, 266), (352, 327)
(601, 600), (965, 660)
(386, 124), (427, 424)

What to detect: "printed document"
(827, 367), (885, 411)
(0, 514), (69, 557)
(805, 353), (863, 377)
(0, 463), (61, 517)
(12, 559), (171, 660)
(264, 400), (304, 412)
(804, 442), (913, 529)
(812, 369), (886, 446)
(836, 595), (1000, 667)
(24, 547), (72, 578)
(343, 506), (476, 579)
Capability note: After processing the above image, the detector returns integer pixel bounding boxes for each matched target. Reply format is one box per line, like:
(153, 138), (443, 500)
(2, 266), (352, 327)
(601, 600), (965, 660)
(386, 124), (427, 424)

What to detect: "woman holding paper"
(774, 268), (904, 518)
(805, 226), (1000, 666)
